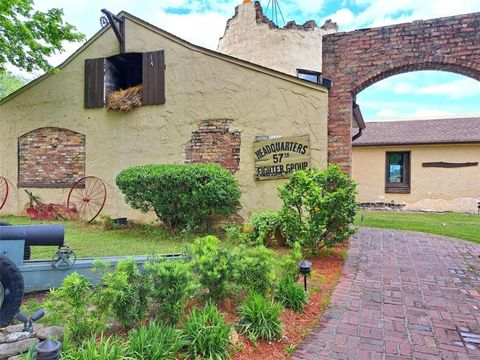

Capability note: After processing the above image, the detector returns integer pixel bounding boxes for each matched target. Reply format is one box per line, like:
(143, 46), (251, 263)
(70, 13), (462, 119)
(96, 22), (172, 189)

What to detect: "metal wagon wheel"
(0, 176), (9, 211)
(67, 176), (107, 223)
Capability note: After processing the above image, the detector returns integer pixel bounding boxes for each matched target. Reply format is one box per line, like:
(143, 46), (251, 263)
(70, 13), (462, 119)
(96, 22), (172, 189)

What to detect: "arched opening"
(352, 70), (480, 213)
(18, 127), (86, 188)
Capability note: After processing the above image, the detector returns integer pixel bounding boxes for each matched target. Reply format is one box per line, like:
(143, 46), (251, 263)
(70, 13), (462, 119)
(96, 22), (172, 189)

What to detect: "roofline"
(0, 24), (111, 105)
(121, 11), (328, 92)
(353, 141), (480, 147)
(1, 11), (327, 105)
(364, 116), (480, 124)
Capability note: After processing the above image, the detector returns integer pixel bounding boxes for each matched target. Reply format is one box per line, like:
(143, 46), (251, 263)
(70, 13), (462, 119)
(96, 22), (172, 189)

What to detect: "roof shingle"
(353, 117), (480, 146)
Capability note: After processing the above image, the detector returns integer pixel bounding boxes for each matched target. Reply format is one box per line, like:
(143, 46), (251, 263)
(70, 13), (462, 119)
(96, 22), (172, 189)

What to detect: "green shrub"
(98, 259), (149, 328)
(145, 259), (196, 325)
(182, 303), (232, 360)
(45, 273), (105, 345)
(279, 165), (357, 254)
(61, 335), (127, 360)
(116, 163), (241, 230)
(127, 321), (184, 360)
(232, 245), (275, 295)
(274, 277), (308, 312)
(190, 235), (232, 300)
(238, 293), (283, 341)
(277, 242), (303, 280)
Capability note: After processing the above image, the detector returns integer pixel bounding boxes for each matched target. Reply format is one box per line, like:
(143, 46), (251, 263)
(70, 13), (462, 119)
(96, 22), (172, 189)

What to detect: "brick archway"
(322, 12), (480, 173)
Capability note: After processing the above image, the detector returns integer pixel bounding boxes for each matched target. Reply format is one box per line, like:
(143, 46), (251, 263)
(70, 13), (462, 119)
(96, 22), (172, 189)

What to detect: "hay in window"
(106, 85), (142, 112)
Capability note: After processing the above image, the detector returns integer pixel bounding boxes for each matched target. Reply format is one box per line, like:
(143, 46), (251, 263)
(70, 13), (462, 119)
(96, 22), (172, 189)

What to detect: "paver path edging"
(293, 227), (480, 360)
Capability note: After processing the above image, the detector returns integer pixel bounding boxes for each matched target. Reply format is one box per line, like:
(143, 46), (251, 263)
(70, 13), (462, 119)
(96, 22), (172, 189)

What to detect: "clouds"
(357, 71), (480, 121)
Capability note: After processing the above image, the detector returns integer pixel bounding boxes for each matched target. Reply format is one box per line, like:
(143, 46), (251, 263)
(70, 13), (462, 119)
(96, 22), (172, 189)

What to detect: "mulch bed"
(23, 242), (348, 359)
(231, 242), (347, 359)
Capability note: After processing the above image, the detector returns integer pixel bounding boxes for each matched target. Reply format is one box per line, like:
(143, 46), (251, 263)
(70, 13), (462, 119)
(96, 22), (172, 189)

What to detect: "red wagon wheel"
(67, 176), (107, 223)
(0, 177), (9, 211)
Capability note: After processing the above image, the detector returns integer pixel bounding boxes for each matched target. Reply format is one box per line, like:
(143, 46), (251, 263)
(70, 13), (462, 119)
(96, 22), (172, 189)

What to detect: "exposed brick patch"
(322, 12), (480, 173)
(18, 127), (85, 187)
(185, 120), (241, 173)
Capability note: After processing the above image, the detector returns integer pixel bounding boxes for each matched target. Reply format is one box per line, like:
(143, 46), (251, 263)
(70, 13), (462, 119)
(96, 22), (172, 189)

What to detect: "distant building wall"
(218, 1), (337, 76)
(352, 144), (480, 213)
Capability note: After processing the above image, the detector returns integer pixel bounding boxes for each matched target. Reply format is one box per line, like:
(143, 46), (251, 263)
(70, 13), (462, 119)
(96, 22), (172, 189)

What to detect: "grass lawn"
(0, 215), (195, 259)
(355, 210), (480, 243)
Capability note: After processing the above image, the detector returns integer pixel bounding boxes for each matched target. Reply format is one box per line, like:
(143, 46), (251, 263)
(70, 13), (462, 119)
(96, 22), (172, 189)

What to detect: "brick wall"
(185, 120), (241, 173)
(322, 12), (480, 173)
(18, 127), (86, 187)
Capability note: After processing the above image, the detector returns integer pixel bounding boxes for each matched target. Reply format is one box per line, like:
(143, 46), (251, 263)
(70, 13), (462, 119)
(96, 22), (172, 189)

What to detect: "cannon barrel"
(0, 224), (64, 247)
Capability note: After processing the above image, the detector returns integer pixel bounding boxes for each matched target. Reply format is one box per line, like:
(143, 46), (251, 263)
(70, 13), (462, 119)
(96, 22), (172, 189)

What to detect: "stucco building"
(352, 118), (480, 213)
(0, 11), (329, 221)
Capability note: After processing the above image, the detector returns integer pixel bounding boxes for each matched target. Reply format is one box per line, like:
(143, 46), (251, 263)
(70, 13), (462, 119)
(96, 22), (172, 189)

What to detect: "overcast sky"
(27, 0), (480, 121)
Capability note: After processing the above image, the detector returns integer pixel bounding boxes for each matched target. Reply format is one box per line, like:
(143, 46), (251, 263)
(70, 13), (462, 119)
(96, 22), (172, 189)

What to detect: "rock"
(7, 356), (23, 360)
(1, 324), (43, 334)
(5, 333), (31, 343)
(35, 326), (64, 342)
(0, 334), (5, 344)
(0, 338), (39, 359)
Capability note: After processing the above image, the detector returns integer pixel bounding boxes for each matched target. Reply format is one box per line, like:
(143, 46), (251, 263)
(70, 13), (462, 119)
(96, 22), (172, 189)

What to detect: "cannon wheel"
(0, 256), (24, 328)
(67, 176), (107, 223)
(0, 176), (8, 211)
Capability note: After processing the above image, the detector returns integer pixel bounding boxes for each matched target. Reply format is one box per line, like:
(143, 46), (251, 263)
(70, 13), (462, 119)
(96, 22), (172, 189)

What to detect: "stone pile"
(0, 324), (63, 360)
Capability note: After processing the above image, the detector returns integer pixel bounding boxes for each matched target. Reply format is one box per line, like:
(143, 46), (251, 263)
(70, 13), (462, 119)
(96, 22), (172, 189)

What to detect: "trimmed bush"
(145, 259), (196, 325)
(127, 321), (184, 360)
(190, 235), (232, 301)
(116, 163), (241, 230)
(238, 293), (283, 341)
(182, 303), (232, 360)
(274, 277), (308, 312)
(98, 259), (149, 328)
(279, 165), (357, 254)
(232, 245), (275, 295)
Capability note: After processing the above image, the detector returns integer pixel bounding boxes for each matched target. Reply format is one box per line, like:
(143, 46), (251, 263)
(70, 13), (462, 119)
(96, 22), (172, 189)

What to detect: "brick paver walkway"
(293, 227), (480, 360)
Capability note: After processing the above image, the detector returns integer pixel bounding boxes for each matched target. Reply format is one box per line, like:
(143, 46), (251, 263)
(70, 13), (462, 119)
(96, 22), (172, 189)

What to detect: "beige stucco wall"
(218, 2), (336, 76)
(0, 16), (328, 223)
(352, 144), (480, 213)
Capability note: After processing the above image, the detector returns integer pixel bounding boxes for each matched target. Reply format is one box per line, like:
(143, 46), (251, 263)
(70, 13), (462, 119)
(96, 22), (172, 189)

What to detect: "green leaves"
(98, 259), (149, 328)
(278, 165), (357, 254)
(238, 293), (283, 341)
(116, 164), (241, 230)
(182, 303), (232, 360)
(0, 0), (84, 72)
(274, 277), (308, 313)
(128, 321), (184, 360)
(145, 259), (196, 325)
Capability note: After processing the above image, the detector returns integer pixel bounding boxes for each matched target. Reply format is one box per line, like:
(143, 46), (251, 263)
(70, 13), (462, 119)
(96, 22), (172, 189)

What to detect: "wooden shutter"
(142, 50), (165, 105)
(84, 58), (105, 108)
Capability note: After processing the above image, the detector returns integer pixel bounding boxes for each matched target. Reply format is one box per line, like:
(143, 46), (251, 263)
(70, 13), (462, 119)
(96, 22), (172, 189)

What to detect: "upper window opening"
(297, 69), (332, 88)
(85, 50), (165, 110)
(105, 53), (142, 92)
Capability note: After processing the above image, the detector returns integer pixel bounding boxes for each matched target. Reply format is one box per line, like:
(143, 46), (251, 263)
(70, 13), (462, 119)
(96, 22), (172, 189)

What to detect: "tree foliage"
(0, 0), (84, 73)
(0, 71), (26, 99)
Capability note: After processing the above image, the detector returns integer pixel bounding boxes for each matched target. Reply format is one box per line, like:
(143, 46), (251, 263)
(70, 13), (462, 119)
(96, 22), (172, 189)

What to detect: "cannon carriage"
(0, 223), (184, 328)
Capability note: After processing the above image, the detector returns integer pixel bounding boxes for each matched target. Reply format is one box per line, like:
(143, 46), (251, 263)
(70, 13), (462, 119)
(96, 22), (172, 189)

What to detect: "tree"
(0, 0), (84, 73)
(0, 71), (26, 99)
